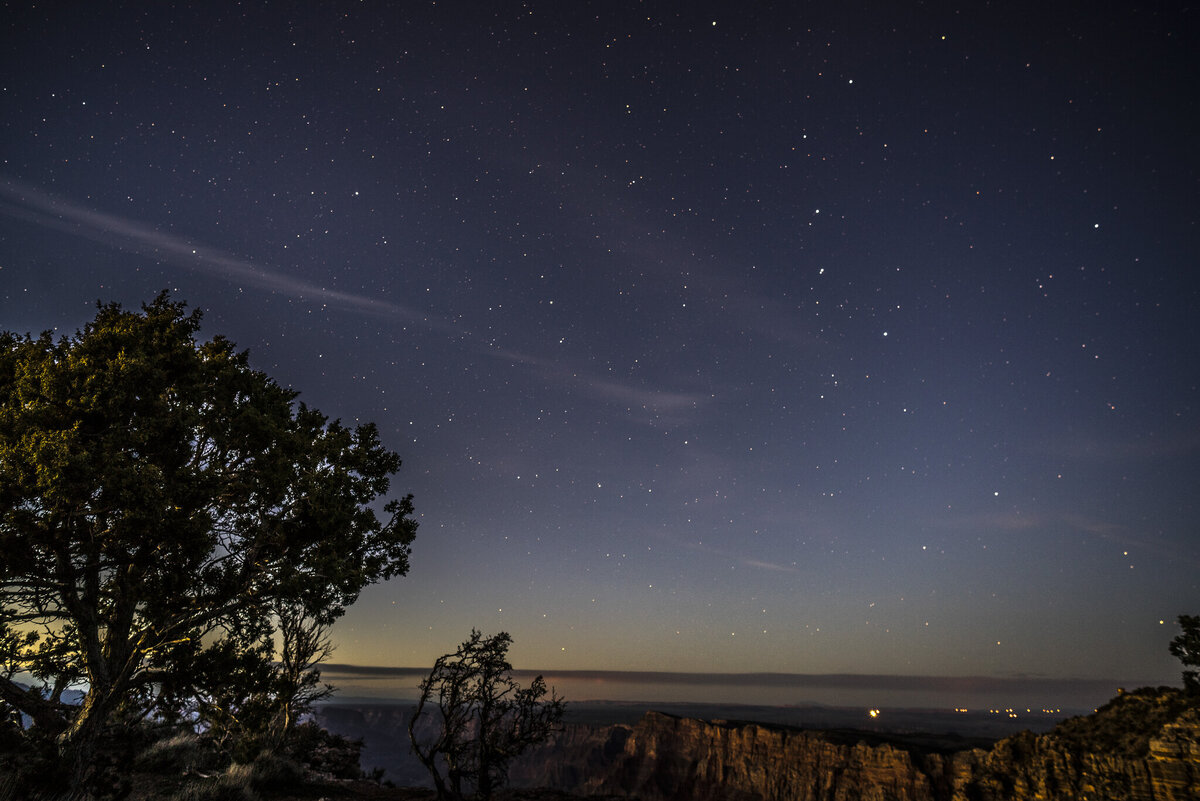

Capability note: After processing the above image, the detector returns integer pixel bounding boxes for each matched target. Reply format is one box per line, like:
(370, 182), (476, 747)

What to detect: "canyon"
(318, 687), (1199, 800)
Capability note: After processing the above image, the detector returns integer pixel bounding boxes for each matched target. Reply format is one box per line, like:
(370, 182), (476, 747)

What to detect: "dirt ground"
(125, 773), (610, 801)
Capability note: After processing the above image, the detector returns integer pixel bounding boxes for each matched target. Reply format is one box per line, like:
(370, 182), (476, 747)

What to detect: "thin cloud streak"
(1, 179), (708, 420)
(490, 346), (710, 418)
(0, 178), (453, 330)
(645, 527), (801, 575)
(932, 509), (1200, 566)
(1032, 428), (1200, 462)
(741, 558), (801, 573)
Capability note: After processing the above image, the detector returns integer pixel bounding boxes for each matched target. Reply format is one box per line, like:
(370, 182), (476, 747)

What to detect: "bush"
(1052, 686), (1197, 757)
(134, 732), (214, 774)
(287, 721), (364, 779)
(168, 777), (257, 801)
(240, 751), (305, 790)
(0, 733), (68, 800)
(164, 754), (301, 801)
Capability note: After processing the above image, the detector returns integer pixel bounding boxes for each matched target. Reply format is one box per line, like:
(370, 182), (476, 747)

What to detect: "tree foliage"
(0, 293), (417, 790)
(1169, 614), (1200, 693)
(410, 630), (565, 801)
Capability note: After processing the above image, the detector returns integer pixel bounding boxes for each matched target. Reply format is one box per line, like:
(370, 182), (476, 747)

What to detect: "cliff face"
(951, 704), (1200, 801)
(575, 712), (951, 801)
(1150, 708), (1200, 793)
(314, 704), (428, 786)
(508, 722), (632, 790)
(522, 690), (1199, 801)
(515, 712), (967, 800)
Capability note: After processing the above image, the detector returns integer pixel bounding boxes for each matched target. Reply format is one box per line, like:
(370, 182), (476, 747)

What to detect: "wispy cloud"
(0, 178), (707, 420)
(490, 346), (711, 420)
(645, 528), (801, 575)
(931, 511), (1045, 532)
(1032, 428), (1200, 462)
(740, 558), (801, 573)
(932, 508), (1199, 565)
(933, 509), (1127, 539)
(0, 178), (453, 330)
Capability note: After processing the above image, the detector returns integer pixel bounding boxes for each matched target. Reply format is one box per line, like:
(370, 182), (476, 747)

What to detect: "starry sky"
(2, 3), (1197, 698)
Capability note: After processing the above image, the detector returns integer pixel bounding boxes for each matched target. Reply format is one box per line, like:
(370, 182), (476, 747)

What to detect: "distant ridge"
(322, 663), (1145, 693)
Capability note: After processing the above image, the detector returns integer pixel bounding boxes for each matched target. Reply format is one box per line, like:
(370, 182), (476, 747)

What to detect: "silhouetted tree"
(270, 599), (337, 743)
(1170, 614), (1200, 693)
(143, 598), (335, 763)
(0, 293), (417, 792)
(410, 630), (565, 801)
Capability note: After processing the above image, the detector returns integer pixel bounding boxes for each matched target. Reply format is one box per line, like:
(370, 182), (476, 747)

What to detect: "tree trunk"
(476, 741), (493, 801)
(58, 688), (109, 797)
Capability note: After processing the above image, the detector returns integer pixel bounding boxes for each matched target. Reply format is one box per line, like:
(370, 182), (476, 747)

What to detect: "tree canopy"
(0, 293), (416, 789)
(1170, 614), (1200, 693)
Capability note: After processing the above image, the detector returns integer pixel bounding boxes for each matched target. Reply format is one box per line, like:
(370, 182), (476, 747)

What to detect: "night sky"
(2, 3), (1197, 695)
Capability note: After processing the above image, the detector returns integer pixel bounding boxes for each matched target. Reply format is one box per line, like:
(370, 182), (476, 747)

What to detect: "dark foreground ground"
(125, 776), (608, 801)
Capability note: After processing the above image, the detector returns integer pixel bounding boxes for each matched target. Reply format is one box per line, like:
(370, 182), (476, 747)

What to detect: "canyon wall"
(317, 688), (1199, 800)
(946, 704), (1200, 801)
(516, 689), (1199, 801)
(575, 712), (950, 801)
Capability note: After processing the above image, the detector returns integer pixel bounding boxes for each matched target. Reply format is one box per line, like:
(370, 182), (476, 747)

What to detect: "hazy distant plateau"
(321, 664), (1138, 712)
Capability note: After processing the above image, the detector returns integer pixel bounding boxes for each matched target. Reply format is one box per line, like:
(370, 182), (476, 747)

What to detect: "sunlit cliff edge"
(501, 686), (1199, 801)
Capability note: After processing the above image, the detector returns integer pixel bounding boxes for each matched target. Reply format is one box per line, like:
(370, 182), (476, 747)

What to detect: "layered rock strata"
(518, 689), (1199, 801)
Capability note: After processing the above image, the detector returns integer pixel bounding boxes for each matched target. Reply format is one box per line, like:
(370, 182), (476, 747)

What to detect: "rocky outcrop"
(314, 703), (428, 786)
(949, 699), (1200, 801)
(508, 723), (633, 790)
(1148, 708), (1200, 798)
(520, 689), (1200, 801)
(575, 712), (954, 801)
